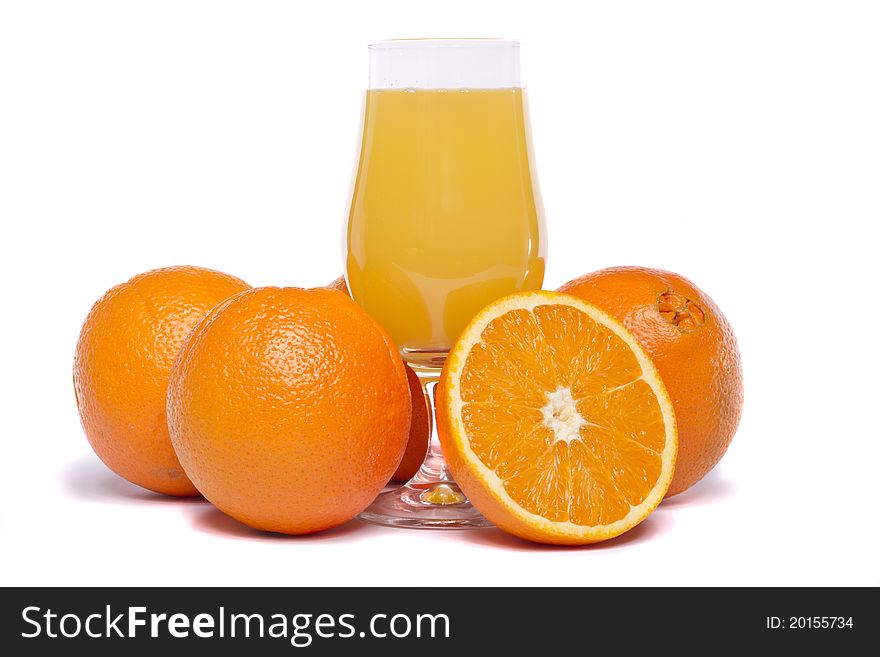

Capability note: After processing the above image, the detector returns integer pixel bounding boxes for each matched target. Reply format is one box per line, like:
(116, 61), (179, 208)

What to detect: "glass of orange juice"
(346, 39), (546, 528)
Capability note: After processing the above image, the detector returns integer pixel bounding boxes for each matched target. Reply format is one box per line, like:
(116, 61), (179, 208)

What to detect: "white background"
(1, 0), (878, 587)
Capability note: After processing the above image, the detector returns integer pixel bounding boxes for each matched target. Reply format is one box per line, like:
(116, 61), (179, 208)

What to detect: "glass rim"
(368, 38), (519, 50)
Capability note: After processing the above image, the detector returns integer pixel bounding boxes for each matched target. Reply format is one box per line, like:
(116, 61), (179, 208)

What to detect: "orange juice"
(346, 88), (546, 366)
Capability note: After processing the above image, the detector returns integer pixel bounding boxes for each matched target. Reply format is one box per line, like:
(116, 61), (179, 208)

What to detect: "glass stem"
(403, 372), (464, 504)
(408, 374), (451, 484)
(356, 367), (491, 526)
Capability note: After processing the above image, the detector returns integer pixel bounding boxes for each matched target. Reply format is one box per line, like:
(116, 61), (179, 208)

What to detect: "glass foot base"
(359, 482), (493, 529)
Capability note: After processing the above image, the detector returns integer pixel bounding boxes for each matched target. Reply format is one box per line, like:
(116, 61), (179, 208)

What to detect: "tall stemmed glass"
(345, 39), (546, 528)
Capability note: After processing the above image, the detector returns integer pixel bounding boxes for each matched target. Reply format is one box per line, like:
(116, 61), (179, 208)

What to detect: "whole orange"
(167, 287), (411, 534)
(326, 275), (428, 483)
(392, 365), (430, 481)
(558, 266), (743, 497)
(73, 266), (251, 496)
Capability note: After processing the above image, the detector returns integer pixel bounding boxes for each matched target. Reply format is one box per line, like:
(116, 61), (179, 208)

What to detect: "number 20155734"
(766, 617), (854, 630)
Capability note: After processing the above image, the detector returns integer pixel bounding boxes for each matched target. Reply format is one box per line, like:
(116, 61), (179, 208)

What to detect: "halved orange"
(438, 291), (677, 545)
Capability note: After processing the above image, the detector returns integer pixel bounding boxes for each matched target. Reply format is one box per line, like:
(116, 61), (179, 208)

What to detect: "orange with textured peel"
(438, 291), (677, 545)
(559, 267), (742, 496)
(393, 365), (430, 481)
(326, 275), (428, 483)
(167, 287), (411, 534)
(73, 266), (251, 496)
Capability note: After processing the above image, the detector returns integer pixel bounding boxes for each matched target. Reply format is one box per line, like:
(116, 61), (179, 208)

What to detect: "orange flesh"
(458, 304), (666, 525)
